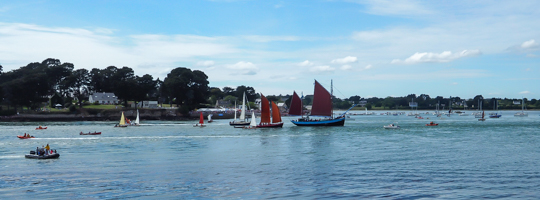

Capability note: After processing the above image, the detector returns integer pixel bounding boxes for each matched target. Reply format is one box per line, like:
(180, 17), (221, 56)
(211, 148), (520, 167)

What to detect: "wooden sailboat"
(115, 112), (128, 127)
(193, 112), (206, 127)
(256, 93), (283, 128)
(290, 80), (355, 126)
(230, 92), (251, 126)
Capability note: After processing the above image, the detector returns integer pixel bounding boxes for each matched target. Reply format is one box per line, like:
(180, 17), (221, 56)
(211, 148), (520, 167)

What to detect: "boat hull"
(291, 117), (345, 126)
(256, 122), (284, 128)
(17, 136), (34, 139)
(25, 153), (60, 159)
(80, 132), (101, 135)
(229, 121), (250, 126)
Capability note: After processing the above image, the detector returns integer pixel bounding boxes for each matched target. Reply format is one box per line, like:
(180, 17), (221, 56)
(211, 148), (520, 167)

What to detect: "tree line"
(0, 58), (259, 115)
(1, 59), (539, 116)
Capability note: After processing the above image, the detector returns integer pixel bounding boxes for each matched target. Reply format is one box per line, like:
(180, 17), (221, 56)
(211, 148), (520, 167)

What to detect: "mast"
(331, 79), (333, 118)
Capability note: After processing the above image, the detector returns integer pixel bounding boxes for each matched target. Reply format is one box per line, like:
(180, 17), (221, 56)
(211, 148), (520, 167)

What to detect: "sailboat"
(230, 92), (251, 126)
(115, 112), (128, 127)
(193, 112), (206, 127)
(489, 99), (501, 118)
(478, 110), (486, 121)
(290, 80), (356, 126)
(243, 112), (258, 129)
(474, 100), (483, 118)
(207, 114), (214, 123)
(133, 109), (140, 126)
(256, 93), (283, 128)
(514, 98), (528, 117)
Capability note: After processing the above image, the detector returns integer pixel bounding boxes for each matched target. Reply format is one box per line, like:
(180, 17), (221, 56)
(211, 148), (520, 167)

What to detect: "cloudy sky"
(0, 0), (539, 99)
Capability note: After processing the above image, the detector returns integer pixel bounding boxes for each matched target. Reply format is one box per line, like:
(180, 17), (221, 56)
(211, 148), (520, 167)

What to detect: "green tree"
(133, 74), (157, 106)
(235, 85), (257, 102)
(162, 67), (210, 114)
(382, 97), (395, 109)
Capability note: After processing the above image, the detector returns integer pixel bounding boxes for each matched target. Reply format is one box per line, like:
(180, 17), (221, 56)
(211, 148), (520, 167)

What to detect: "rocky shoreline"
(0, 109), (237, 122)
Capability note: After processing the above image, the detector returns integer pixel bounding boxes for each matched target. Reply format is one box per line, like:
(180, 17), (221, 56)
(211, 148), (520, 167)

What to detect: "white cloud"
(196, 60), (215, 67)
(521, 39), (538, 49)
(242, 35), (300, 43)
(341, 65), (352, 70)
(519, 91), (530, 94)
(364, 64), (373, 70)
(391, 50), (481, 64)
(331, 56), (357, 64)
(226, 61), (258, 75)
(356, 0), (434, 16)
(310, 65), (335, 73)
(298, 60), (314, 66)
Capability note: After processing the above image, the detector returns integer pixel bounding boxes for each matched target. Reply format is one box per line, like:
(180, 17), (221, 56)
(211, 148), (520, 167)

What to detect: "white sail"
(208, 114), (212, 121)
(134, 110), (140, 125)
(249, 112), (257, 127)
(240, 92), (246, 121)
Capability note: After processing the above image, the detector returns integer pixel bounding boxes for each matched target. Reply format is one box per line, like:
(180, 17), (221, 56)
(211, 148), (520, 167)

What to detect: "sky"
(0, 0), (539, 100)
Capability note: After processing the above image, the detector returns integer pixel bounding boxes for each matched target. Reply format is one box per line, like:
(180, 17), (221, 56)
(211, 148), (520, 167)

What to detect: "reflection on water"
(1, 111), (540, 199)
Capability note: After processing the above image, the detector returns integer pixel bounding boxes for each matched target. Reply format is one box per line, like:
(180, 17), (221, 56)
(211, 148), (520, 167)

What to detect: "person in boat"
(23, 133), (27, 137)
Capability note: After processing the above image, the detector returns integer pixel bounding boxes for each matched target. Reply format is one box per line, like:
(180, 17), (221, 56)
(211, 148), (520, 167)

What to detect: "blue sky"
(0, 0), (539, 99)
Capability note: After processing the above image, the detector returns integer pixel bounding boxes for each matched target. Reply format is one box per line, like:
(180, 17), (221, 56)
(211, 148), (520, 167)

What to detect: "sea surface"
(1, 110), (540, 199)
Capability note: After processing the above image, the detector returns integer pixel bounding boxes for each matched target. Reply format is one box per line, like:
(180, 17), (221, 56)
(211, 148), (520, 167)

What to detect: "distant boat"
(133, 109), (140, 126)
(193, 112), (206, 127)
(80, 131), (102, 135)
(478, 111), (486, 121)
(290, 80), (355, 126)
(383, 123), (400, 129)
(256, 93), (283, 128)
(514, 98), (528, 117)
(35, 126), (47, 130)
(489, 99), (501, 118)
(426, 121), (438, 126)
(115, 112), (128, 127)
(230, 92), (251, 126)
(207, 114), (214, 123)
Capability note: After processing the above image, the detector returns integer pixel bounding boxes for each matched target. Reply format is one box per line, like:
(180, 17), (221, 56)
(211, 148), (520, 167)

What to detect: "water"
(1, 110), (540, 199)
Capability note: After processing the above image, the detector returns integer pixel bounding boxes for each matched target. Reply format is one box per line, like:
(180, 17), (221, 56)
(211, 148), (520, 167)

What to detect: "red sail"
(260, 94), (271, 124)
(271, 101), (282, 123)
(199, 112), (204, 124)
(311, 80), (332, 117)
(288, 91), (303, 116)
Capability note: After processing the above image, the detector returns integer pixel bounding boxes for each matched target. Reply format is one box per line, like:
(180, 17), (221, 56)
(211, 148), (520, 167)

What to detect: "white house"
(89, 92), (118, 104)
(137, 101), (159, 108)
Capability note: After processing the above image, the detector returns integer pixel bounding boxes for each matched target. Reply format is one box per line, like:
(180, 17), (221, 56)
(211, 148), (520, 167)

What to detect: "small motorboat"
(35, 126), (47, 130)
(383, 123), (400, 129)
(80, 131), (102, 135)
(25, 150), (60, 159)
(426, 122), (439, 126)
(17, 135), (35, 139)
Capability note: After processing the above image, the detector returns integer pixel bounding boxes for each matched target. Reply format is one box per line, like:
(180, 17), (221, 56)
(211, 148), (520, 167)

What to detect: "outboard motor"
(30, 150), (36, 155)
